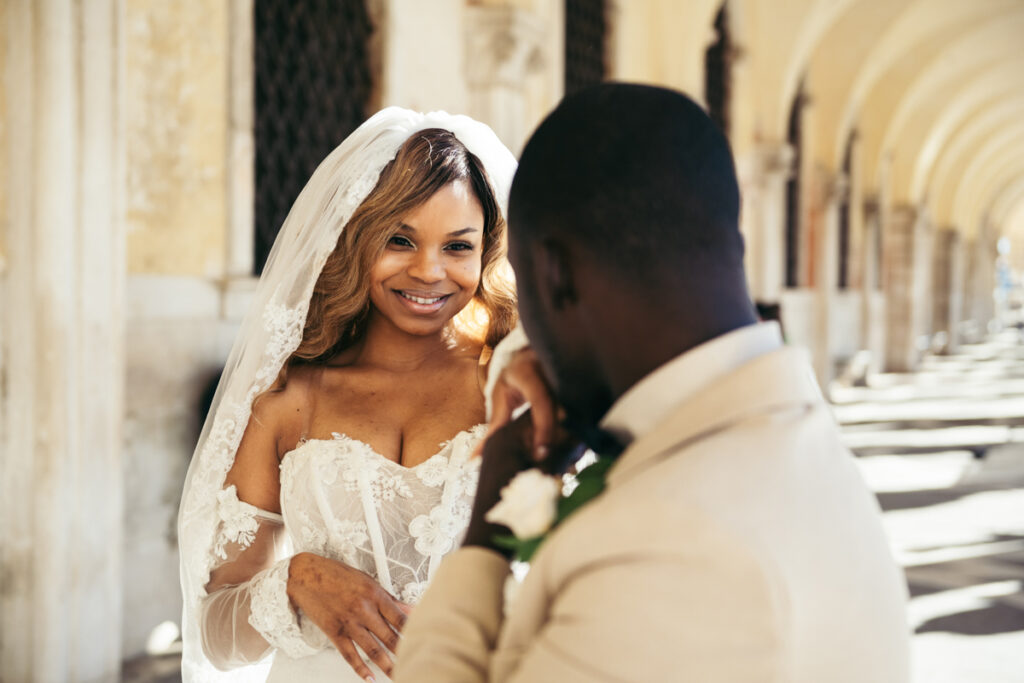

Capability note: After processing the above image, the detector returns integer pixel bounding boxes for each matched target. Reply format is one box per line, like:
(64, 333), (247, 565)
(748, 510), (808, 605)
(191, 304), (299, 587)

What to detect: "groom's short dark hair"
(509, 83), (743, 278)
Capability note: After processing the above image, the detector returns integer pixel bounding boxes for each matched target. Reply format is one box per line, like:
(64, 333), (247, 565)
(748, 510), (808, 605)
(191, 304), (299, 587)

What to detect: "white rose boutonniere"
(485, 469), (562, 539)
(488, 454), (618, 563)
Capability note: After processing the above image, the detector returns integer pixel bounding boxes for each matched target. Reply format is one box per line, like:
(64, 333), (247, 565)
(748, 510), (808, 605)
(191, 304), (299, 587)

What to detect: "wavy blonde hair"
(286, 128), (517, 373)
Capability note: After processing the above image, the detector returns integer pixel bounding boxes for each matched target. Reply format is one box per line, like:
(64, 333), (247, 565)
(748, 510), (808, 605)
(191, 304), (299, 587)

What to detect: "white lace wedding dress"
(199, 425), (485, 682)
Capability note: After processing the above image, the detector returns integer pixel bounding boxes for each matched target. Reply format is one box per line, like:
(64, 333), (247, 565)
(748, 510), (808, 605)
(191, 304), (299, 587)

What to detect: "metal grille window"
(838, 133), (855, 289)
(253, 0), (373, 274)
(785, 84), (805, 288)
(565, 0), (607, 95)
(704, 4), (731, 136)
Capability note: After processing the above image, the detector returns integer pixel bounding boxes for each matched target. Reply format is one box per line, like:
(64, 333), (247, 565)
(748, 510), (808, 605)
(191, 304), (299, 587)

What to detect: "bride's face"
(368, 180), (484, 337)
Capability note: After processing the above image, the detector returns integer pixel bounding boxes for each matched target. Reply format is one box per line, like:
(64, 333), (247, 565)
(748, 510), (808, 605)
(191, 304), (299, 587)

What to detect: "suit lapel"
(607, 346), (824, 487)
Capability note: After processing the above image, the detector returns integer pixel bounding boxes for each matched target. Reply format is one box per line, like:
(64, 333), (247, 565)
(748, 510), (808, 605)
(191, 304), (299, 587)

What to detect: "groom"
(394, 84), (910, 682)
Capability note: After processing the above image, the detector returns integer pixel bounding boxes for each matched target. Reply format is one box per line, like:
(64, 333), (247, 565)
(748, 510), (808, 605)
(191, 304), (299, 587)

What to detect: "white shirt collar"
(599, 321), (784, 444)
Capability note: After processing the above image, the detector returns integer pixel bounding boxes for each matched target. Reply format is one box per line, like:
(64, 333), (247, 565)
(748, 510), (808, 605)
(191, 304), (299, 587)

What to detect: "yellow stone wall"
(0, 0), (7, 269)
(124, 0), (229, 276)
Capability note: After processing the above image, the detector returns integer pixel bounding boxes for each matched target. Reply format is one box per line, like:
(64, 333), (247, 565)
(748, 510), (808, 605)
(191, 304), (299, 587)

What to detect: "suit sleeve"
(395, 509), (787, 682)
(393, 547), (511, 682)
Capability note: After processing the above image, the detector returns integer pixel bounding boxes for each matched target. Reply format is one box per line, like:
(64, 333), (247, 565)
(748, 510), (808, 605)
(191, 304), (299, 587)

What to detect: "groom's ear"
(536, 238), (577, 311)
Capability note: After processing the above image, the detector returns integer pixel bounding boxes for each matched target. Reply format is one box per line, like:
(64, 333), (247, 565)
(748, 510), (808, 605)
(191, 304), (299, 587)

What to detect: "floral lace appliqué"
(257, 302), (307, 384)
(248, 560), (319, 659)
(401, 580), (429, 605)
(213, 485), (260, 560)
(408, 505), (459, 556)
(329, 518), (369, 560)
(415, 455), (450, 487)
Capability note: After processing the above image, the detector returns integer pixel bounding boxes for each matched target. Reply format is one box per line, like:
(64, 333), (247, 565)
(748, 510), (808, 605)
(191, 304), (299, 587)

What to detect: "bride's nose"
(407, 248), (445, 283)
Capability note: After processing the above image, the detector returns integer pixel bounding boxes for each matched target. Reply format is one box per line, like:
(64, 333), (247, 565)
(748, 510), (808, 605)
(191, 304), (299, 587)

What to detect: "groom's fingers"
(496, 350), (557, 461)
(486, 377), (522, 437)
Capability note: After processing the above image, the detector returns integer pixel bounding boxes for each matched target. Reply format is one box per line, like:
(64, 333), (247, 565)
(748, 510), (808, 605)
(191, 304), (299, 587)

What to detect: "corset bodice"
(278, 425), (485, 605)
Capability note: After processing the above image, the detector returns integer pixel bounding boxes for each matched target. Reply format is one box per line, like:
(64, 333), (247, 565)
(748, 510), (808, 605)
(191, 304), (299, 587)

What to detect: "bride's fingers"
(351, 627), (395, 677)
(360, 610), (401, 654)
(332, 633), (377, 682)
(378, 598), (410, 632)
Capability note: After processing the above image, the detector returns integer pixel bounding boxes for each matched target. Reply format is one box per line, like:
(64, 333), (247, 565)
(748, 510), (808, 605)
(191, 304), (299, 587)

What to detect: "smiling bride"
(177, 109), (517, 683)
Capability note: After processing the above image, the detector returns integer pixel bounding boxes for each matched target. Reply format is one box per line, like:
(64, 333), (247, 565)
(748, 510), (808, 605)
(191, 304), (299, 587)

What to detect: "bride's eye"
(389, 235), (414, 248)
(445, 241), (475, 252)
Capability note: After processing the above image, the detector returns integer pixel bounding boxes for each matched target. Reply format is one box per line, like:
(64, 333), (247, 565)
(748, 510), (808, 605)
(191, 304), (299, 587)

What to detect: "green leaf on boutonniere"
(493, 533), (545, 563)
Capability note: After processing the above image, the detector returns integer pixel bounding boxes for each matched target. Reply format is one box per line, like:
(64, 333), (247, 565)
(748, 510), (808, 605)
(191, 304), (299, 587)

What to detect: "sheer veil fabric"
(177, 108), (517, 682)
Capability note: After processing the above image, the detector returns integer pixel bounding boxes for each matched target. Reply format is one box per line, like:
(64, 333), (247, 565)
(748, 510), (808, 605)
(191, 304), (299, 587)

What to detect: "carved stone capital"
(753, 142), (795, 179)
(464, 4), (547, 89)
(822, 171), (850, 205)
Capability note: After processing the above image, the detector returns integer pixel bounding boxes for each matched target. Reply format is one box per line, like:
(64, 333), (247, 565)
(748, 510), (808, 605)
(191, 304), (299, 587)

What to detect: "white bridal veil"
(177, 107), (517, 681)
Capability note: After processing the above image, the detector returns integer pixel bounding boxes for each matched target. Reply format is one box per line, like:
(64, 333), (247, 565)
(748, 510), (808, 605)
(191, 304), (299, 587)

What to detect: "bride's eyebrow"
(397, 224), (479, 237)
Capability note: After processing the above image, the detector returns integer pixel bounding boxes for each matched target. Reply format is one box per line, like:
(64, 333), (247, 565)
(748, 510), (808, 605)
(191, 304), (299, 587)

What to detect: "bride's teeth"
(401, 292), (443, 305)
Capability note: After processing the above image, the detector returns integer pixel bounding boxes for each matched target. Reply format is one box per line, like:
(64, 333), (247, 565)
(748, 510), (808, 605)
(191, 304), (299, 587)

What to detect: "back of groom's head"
(509, 82), (744, 281)
(507, 83), (756, 429)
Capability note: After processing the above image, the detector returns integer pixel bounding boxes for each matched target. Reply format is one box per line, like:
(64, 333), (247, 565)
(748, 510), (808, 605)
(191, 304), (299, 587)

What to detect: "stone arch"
(951, 139), (1024, 234)
(910, 77), (1024, 204)
(834, 0), (1020, 169)
(873, 14), (1024, 195)
(922, 93), (1024, 211)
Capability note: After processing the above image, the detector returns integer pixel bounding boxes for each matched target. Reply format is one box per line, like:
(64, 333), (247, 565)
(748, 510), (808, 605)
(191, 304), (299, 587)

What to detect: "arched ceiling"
(806, 0), (913, 169)
(951, 138), (1024, 235)
(731, 0), (855, 145)
(924, 94), (1024, 212)
(757, 0), (1024, 239)
(992, 177), (1024, 229)
(910, 77), (1024, 203)
(877, 17), (1024, 199)
(831, 0), (1020, 166)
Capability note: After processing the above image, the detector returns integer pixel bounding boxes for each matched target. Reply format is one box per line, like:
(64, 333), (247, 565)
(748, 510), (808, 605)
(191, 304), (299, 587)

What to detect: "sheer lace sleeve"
(199, 486), (319, 670)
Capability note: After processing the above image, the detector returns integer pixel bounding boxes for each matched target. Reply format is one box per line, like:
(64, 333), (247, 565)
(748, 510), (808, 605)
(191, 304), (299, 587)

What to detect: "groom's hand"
(463, 411), (583, 556)
(463, 412), (536, 557)
(478, 348), (562, 461)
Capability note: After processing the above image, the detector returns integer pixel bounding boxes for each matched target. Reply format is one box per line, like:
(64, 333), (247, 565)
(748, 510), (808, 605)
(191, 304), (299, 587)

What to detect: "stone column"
(738, 143), (793, 306)
(464, 3), (549, 154)
(812, 173), (845, 385)
(963, 226), (997, 337)
(931, 228), (966, 352)
(861, 199), (886, 375)
(0, 1), (124, 680)
(947, 233), (966, 349)
(883, 204), (931, 371)
(226, 0), (255, 281)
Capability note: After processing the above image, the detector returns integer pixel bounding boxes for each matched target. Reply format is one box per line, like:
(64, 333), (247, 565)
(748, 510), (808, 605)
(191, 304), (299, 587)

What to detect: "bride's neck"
(348, 313), (463, 372)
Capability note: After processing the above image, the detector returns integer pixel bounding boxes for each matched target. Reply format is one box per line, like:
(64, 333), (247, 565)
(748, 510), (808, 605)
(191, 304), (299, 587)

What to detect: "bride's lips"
(393, 289), (453, 314)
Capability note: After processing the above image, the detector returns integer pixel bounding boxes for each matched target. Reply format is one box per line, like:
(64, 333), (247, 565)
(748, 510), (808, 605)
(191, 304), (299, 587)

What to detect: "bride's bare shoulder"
(250, 364), (320, 444)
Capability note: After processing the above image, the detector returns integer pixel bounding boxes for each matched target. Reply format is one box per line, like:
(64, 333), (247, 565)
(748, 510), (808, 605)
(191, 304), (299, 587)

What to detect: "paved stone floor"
(125, 334), (1024, 682)
(835, 331), (1024, 683)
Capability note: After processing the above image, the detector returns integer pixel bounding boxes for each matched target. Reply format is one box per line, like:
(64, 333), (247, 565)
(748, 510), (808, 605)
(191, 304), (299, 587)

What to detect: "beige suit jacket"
(394, 347), (911, 682)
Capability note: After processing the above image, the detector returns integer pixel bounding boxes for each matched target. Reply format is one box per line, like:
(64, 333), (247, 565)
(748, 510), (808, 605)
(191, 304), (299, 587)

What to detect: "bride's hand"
(480, 348), (562, 462)
(287, 551), (409, 681)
